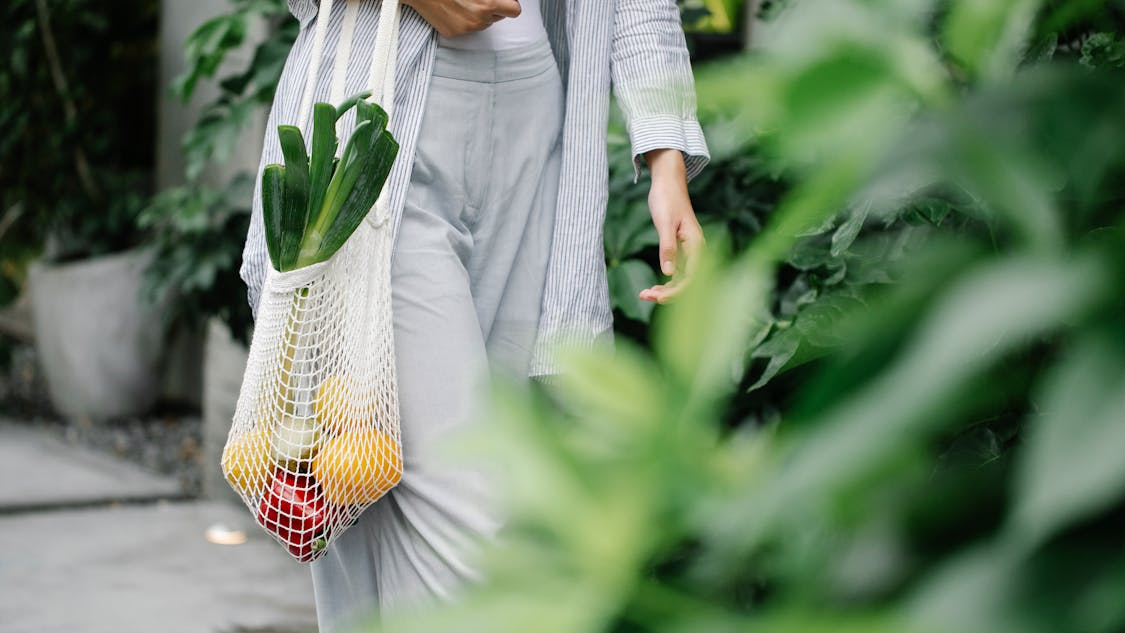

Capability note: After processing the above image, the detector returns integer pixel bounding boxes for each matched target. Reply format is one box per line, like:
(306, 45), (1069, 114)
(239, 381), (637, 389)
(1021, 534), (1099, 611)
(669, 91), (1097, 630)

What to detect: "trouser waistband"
(433, 38), (556, 83)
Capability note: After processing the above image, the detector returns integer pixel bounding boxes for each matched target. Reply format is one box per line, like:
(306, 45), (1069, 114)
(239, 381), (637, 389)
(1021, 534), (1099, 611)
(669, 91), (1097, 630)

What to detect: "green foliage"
(1080, 31), (1125, 67)
(173, 0), (297, 179)
(139, 178), (254, 345)
(0, 0), (157, 281)
(144, 0), (296, 336)
(679, 0), (744, 32)
(365, 2), (1125, 632)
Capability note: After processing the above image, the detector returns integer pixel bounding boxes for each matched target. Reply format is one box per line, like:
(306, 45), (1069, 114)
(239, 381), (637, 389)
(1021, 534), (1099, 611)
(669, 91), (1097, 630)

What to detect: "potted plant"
(3, 0), (165, 420)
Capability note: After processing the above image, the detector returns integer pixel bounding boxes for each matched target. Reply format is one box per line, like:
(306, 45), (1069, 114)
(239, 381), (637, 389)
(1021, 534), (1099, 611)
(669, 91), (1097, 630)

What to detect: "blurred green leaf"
(907, 544), (1027, 633)
(173, 12), (248, 100)
(710, 251), (1111, 555)
(605, 198), (660, 262)
(608, 258), (658, 322)
(1010, 332), (1125, 546)
(944, 0), (1043, 80)
(656, 246), (773, 402)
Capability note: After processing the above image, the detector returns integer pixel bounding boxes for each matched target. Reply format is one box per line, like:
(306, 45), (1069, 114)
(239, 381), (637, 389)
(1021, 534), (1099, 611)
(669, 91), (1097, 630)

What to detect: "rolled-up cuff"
(628, 115), (710, 183)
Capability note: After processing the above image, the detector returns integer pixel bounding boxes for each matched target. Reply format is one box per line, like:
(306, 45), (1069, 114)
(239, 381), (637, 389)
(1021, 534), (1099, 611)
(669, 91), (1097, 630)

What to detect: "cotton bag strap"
(296, 0), (402, 225)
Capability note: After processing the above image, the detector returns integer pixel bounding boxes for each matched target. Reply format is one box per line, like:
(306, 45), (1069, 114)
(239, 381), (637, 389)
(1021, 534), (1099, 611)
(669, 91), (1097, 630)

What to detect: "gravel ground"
(1, 339), (204, 497)
(44, 413), (204, 497)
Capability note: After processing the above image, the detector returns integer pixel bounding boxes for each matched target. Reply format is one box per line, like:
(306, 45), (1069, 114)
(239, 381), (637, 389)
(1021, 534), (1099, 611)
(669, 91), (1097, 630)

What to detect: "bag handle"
(298, 0), (401, 127)
(295, 0), (402, 225)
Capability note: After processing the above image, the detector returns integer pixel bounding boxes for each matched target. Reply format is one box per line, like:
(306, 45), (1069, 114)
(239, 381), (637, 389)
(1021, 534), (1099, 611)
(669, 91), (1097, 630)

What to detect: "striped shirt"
(241, 0), (710, 376)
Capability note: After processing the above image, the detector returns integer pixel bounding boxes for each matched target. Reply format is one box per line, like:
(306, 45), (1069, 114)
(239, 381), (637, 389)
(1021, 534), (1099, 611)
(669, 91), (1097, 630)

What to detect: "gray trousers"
(310, 39), (564, 632)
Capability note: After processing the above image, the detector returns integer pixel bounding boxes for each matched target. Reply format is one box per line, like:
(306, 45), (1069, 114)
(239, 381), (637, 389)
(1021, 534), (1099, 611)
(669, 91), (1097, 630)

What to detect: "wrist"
(644, 148), (688, 193)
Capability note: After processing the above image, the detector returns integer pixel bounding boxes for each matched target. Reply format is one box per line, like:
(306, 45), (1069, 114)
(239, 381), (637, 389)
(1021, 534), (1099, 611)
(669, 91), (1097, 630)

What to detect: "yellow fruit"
(312, 429), (402, 506)
(222, 427), (273, 499)
(314, 375), (365, 434)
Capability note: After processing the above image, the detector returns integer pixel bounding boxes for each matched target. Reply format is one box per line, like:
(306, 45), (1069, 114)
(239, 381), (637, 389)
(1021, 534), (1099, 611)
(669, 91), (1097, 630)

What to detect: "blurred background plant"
(0, 0), (158, 302)
(368, 1), (1125, 632)
(141, 0), (297, 345)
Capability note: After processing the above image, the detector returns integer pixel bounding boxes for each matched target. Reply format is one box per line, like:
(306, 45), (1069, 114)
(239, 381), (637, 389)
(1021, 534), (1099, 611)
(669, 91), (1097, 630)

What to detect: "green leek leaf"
(306, 103), (338, 239)
(335, 91), (373, 120)
(277, 125), (311, 271)
(262, 99), (398, 272)
(312, 129), (399, 263)
(261, 163), (286, 272)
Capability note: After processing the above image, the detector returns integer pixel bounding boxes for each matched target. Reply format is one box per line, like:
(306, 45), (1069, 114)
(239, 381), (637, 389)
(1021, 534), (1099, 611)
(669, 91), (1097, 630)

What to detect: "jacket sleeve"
(239, 93), (282, 320)
(611, 0), (710, 181)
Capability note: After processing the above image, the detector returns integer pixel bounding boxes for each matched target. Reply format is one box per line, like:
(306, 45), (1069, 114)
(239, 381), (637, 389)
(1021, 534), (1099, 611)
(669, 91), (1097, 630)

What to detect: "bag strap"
(295, 0), (402, 225)
(365, 0), (401, 226)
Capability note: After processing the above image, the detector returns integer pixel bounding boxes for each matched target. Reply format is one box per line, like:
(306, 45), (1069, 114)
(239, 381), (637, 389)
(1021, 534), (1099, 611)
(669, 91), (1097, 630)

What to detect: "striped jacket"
(241, 0), (710, 376)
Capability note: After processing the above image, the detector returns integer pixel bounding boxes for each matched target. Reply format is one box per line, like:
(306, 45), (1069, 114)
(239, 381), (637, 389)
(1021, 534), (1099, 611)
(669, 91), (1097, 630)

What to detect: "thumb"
(493, 0), (523, 18)
(658, 221), (678, 276)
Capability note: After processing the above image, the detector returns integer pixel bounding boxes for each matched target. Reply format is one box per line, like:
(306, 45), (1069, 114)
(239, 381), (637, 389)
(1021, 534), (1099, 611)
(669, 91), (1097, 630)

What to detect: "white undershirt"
(437, 0), (547, 50)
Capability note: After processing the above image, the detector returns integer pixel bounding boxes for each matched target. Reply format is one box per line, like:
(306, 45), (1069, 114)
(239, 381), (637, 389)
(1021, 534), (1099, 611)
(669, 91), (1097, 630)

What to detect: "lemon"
(222, 427), (274, 499)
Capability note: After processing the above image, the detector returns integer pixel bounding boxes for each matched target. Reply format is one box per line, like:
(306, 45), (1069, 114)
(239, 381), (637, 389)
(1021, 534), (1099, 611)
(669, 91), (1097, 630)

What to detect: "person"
(240, 0), (709, 630)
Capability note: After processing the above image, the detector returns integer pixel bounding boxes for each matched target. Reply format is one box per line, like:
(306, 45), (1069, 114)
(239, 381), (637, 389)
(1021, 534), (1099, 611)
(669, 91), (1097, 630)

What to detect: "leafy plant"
(173, 0), (298, 180)
(139, 177), (254, 345)
(144, 0), (297, 340)
(678, 0), (744, 32)
(361, 1), (1125, 633)
(1080, 31), (1125, 67)
(0, 0), (158, 279)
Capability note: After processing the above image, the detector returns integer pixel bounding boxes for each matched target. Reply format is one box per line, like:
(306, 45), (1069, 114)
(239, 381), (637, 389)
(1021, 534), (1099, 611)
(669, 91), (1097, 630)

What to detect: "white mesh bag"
(223, 0), (404, 563)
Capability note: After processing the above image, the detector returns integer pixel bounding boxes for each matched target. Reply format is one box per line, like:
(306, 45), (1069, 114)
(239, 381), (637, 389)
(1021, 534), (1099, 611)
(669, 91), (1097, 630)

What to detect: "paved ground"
(0, 421), (318, 633)
(0, 421), (184, 512)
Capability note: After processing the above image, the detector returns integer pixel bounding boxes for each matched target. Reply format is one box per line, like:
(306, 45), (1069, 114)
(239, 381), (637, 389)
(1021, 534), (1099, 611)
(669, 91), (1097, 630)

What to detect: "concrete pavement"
(0, 421), (183, 512)
(0, 421), (318, 633)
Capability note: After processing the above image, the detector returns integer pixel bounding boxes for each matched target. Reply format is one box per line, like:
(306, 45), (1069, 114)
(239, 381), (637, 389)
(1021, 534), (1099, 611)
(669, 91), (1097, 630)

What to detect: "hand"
(402, 0), (522, 37)
(638, 149), (705, 304)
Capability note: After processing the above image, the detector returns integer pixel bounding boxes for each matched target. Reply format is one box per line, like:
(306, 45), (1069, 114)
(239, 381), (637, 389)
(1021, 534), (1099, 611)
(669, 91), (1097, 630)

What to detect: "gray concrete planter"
(28, 249), (168, 420)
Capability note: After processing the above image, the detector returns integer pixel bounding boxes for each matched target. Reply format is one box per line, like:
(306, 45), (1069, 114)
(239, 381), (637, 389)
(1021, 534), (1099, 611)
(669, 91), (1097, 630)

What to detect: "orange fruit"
(312, 428), (402, 506)
(222, 427), (273, 499)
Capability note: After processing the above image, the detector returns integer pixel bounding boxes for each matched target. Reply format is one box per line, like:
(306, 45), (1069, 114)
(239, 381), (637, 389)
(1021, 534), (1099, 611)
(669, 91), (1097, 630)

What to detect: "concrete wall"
(157, 0), (269, 190)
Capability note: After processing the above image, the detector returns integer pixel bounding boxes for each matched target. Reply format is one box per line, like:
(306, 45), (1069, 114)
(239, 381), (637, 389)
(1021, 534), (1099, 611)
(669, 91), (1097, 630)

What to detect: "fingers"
(641, 220), (706, 304)
(657, 220), (679, 276)
(639, 281), (687, 304)
(679, 220), (705, 278)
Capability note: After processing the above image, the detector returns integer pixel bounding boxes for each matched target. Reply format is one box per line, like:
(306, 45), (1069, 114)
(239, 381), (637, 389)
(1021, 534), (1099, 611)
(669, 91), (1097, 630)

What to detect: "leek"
(260, 95), (398, 417)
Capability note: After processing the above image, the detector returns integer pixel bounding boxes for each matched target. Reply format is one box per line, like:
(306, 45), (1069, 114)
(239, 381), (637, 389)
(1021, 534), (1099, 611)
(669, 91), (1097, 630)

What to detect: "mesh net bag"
(223, 0), (404, 563)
